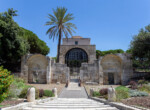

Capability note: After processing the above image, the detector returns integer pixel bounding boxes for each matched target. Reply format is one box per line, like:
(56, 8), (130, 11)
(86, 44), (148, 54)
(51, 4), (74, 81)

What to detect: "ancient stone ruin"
(21, 36), (133, 85)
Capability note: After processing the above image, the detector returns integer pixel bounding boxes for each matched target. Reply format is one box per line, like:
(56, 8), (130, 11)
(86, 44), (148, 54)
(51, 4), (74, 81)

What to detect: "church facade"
(21, 36), (133, 85)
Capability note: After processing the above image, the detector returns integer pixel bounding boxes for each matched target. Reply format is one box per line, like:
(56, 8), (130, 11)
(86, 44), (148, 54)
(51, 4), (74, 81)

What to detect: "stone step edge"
(30, 105), (111, 108)
(23, 107), (118, 110)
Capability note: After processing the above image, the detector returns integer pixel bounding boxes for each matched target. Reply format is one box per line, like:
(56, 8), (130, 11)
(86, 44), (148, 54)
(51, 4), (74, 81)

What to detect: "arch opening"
(101, 54), (122, 85)
(65, 48), (88, 76)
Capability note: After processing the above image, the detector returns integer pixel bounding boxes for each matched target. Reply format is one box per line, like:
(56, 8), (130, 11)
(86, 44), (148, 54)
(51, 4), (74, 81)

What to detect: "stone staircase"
(23, 98), (119, 110)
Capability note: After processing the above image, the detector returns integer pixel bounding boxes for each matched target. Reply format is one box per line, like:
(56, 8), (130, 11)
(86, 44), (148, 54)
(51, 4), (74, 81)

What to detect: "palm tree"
(45, 7), (77, 63)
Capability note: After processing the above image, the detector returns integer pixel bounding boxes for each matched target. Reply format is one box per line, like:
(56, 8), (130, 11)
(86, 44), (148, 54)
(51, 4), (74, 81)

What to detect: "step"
(23, 98), (119, 110)
(23, 107), (118, 110)
(39, 103), (103, 105)
(30, 105), (111, 108)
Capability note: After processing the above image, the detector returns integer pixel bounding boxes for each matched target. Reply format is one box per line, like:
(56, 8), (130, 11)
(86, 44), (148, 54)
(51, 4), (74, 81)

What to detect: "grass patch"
(115, 86), (130, 101)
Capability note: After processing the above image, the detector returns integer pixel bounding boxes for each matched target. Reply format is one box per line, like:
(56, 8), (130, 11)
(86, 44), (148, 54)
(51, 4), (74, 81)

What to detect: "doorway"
(108, 73), (114, 84)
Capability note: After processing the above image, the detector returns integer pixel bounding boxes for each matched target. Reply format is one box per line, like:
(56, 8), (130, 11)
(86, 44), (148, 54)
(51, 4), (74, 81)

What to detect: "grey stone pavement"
(59, 81), (88, 98)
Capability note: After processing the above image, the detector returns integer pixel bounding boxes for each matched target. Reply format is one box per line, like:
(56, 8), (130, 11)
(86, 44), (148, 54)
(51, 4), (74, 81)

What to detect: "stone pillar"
(52, 88), (57, 98)
(27, 87), (35, 102)
(46, 57), (51, 84)
(90, 88), (94, 97)
(23, 65), (28, 83)
(108, 87), (116, 102)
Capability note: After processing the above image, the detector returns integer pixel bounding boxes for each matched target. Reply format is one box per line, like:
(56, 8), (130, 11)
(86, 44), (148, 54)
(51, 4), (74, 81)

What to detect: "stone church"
(21, 36), (133, 85)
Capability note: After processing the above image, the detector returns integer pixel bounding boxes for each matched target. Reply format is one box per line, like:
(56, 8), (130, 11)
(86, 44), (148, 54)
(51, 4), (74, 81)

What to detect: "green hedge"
(93, 91), (100, 97)
(44, 90), (54, 97)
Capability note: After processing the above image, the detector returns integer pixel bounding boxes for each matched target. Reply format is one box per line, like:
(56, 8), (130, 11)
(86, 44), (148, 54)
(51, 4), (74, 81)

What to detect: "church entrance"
(65, 48), (88, 82)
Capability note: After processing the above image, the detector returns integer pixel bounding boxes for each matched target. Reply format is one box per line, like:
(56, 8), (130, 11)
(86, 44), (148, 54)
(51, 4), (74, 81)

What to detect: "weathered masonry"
(21, 36), (133, 85)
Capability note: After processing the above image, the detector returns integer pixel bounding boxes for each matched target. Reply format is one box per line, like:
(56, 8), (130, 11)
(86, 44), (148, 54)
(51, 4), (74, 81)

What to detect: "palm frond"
(45, 7), (77, 41)
(63, 13), (74, 23)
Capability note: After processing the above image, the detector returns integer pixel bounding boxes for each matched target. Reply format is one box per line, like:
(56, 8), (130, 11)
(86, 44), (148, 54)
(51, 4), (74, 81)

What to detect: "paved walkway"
(59, 82), (88, 98)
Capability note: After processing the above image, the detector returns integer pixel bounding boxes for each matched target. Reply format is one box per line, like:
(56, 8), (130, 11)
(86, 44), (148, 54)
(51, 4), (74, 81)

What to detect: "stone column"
(27, 87), (35, 102)
(46, 57), (51, 84)
(90, 88), (94, 97)
(52, 88), (57, 98)
(108, 86), (116, 102)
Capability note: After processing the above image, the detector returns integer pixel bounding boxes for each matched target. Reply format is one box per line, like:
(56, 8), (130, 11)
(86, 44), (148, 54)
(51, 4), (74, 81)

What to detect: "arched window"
(65, 48), (88, 67)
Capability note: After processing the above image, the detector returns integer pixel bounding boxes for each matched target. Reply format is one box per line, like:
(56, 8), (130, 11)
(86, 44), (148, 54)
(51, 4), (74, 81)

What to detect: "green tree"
(0, 9), (50, 71)
(96, 50), (101, 59)
(45, 7), (76, 63)
(96, 49), (124, 59)
(0, 9), (29, 70)
(20, 28), (50, 55)
(8, 8), (18, 17)
(129, 24), (150, 68)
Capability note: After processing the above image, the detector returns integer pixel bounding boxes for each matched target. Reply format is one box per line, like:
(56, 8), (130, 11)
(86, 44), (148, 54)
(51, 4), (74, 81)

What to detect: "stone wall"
(21, 54), (51, 84)
(100, 54), (133, 85)
(51, 63), (69, 83)
(63, 38), (90, 45)
(80, 53), (133, 85)
(21, 53), (133, 85)
(80, 60), (100, 83)
(100, 54), (122, 85)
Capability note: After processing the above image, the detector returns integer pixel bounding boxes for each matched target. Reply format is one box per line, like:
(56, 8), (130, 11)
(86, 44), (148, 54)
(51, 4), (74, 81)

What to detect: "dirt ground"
(84, 84), (119, 95)
(27, 83), (65, 95)
(121, 97), (150, 109)
(0, 99), (24, 108)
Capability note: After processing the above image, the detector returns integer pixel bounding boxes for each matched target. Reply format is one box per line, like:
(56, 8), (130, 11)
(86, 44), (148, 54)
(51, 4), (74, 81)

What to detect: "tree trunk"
(56, 28), (62, 63)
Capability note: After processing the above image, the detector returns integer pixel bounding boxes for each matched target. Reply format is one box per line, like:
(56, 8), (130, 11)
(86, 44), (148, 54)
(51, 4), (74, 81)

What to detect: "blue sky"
(0, 0), (150, 57)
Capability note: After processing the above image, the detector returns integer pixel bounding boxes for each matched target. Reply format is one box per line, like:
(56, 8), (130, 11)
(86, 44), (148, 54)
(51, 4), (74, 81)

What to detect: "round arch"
(65, 48), (88, 67)
(26, 54), (48, 84)
(101, 54), (122, 85)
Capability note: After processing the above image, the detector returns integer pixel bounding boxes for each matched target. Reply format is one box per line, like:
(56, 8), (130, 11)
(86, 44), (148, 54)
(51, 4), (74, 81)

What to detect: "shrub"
(7, 83), (23, 98)
(44, 90), (54, 97)
(116, 89), (129, 101)
(0, 66), (13, 103)
(93, 91), (100, 97)
(129, 81), (137, 89)
(7, 77), (26, 99)
(100, 88), (108, 96)
(138, 84), (150, 93)
(19, 86), (36, 98)
(129, 90), (149, 97)
(14, 77), (26, 84)
(115, 86), (130, 101)
(35, 89), (39, 99)
(138, 80), (149, 85)
(19, 86), (30, 98)
(39, 89), (44, 97)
